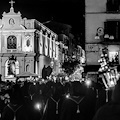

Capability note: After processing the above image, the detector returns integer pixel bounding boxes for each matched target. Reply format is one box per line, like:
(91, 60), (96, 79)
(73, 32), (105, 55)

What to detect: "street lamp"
(95, 27), (104, 40)
(95, 27), (114, 40)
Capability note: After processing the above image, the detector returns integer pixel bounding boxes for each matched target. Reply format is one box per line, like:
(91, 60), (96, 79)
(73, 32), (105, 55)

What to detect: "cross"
(9, 0), (15, 8)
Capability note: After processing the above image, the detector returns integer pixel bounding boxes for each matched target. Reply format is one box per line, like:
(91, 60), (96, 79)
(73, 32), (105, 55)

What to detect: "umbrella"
(16, 72), (39, 78)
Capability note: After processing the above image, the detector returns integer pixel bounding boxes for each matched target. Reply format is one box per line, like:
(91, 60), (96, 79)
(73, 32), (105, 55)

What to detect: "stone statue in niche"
(8, 55), (16, 76)
(8, 61), (15, 75)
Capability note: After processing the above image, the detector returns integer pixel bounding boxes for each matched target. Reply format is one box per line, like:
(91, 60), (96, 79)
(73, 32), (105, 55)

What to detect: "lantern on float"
(98, 47), (120, 89)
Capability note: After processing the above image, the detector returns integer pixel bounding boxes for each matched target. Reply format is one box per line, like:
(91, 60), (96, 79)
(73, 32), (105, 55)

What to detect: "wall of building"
(85, 0), (120, 71)
(86, 13), (120, 43)
(85, 0), (106, 13)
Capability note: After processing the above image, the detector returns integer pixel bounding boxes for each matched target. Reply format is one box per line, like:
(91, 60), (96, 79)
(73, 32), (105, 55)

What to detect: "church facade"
(0, 2), (60, 81)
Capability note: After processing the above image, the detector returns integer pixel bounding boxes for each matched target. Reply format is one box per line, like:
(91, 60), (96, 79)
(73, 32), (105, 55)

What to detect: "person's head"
(44, 65), (47, 68)
(111, 79), (120, 103)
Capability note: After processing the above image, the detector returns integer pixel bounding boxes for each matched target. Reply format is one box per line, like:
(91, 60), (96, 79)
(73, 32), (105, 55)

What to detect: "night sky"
(0, 0), (85, 35)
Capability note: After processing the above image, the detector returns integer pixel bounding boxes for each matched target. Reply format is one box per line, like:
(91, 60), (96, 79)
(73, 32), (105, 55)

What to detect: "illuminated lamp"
(95, 35), (100, 40)
(103, 71), (119, 89)
(53, 76), (56, 81)
(72, 55), (76, 58)
(54, 57), (58, 60)
(33, 82), (36, 85)
(98, 59), (101, 63)
(104, 34), (109, 38)
(41, 79), (45, 82)
(65, 76), (69, 81)
(85, 79), (92, 87)
(59, 77), (62, 80)
(105, 66), (108, 69)
(105, 54), (108, 57)
(81, 57), (85, 64)
(65, 93), (70, 99)
(116, 72), (120, 80)
(109, 80), (115, 87)
(109, 35), (114, 40)
(98, 68), (102, 72)
(34, 102), (42, 111)
(101, 54), (104, 57)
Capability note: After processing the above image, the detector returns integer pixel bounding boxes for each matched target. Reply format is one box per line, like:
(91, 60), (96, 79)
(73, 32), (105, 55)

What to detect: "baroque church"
(0, 1), (59, 81)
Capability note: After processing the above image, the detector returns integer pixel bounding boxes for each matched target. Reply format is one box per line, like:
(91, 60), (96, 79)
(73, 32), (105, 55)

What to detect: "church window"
(104, 20), (120, 42)
(106, 0), (120, 12)
(7, 35), (17, 49)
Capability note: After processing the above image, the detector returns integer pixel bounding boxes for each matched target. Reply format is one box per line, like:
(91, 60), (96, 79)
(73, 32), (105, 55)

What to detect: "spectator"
(93, 80), (120, 120)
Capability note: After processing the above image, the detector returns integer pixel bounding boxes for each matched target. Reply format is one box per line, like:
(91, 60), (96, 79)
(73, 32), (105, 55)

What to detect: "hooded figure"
(42, 65), (47, 79)
(46, 65), (52, 77)
(93, 80), (120, 120)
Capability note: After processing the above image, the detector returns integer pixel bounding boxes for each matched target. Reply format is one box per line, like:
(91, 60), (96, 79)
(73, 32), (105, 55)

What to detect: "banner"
(44, 35), (48, 56)
(49, 38), (52, 58)
(52, 40), (56, 58)
(42, 34), (45, 55)
(55, 43), (59, 60)
(39, 32), (43, 54)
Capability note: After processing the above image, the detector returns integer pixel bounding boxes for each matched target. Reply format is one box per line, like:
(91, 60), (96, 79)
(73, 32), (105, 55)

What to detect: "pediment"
(1, 7), (24, 30)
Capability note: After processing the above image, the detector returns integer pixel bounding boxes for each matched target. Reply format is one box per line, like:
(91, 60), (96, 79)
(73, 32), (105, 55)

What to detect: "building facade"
(0, 2), (60, 81)
(85, 0), (120, 82)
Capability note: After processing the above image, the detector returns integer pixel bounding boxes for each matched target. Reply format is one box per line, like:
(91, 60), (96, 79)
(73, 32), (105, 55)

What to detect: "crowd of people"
(0, 75), (120, 120)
